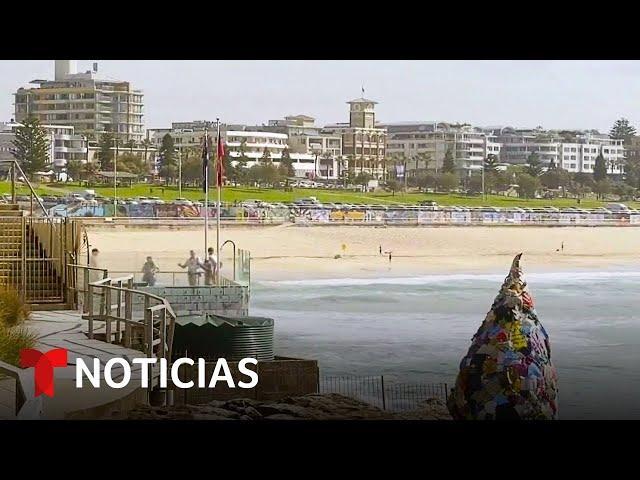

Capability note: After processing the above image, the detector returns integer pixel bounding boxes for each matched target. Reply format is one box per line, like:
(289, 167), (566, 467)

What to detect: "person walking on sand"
(388, 251), (392, 263)
(178, 250), (202, 286)
(142, 256), (160, 286)
(561, 241), (564, 252)
(379, 245), (382, 255)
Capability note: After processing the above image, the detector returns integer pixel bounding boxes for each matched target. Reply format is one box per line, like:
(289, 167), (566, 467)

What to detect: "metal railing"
(81, 272), (176, 361)
(319, 375), (448, 412)
(0, 217), (77, 303)
(108, 270), (241, 287)
(0, 360), (42, 419)
(1, 159), (53, 225)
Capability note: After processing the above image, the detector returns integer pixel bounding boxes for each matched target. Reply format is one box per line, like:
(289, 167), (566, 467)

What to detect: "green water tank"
(172, 314), (274, 361)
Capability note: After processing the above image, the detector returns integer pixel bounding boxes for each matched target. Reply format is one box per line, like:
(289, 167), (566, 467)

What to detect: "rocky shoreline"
(124, 393), (452, 420)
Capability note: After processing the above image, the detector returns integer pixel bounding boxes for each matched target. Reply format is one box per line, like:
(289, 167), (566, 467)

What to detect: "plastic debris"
(447, 253), (558, 420)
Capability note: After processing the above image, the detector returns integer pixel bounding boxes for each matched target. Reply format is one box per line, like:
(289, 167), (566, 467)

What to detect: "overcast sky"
(1, 60), (639, 132)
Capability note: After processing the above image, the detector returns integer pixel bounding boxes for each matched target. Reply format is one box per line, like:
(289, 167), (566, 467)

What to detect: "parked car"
(605, 203), (630, 213)
(173, 198), (194, 206)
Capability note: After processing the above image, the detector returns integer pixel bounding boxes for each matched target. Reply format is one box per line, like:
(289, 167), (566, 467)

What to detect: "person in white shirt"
(88, 248), (103, 283)
(178, 250), (202, 286)
(203, 247), (218, 286)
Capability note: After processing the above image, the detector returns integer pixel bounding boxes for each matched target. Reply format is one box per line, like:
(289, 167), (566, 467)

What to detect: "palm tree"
(142, 137), (153, 168)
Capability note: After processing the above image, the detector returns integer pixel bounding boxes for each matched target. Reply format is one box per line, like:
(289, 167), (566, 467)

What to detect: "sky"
(1, 60), (639, 132)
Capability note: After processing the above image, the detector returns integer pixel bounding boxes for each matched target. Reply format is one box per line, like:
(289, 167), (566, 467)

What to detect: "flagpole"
(204, 127), (209, 258)
(216, 118), (221, 284)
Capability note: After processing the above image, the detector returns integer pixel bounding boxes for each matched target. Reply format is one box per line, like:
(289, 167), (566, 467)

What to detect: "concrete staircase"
(0, 203), (67, 307)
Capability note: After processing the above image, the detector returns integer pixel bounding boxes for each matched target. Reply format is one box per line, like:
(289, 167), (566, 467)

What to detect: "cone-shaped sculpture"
(447, 254), (558, 419)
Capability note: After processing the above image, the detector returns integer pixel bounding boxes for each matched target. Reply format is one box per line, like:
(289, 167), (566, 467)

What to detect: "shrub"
(0, 286), (31, 327)
(0, 325), (37, 366)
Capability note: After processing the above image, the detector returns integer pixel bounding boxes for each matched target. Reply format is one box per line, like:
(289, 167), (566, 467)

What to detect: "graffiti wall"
(55, 202), (640, 226)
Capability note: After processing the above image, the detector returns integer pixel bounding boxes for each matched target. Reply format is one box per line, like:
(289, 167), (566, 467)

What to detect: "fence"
(318, 375), (448, 412)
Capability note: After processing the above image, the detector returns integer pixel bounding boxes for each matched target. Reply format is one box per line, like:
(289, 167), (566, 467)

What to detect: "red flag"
(216, 135), (225, 187)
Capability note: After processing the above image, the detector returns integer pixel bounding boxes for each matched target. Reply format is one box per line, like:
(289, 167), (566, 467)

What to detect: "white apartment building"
(383, 122), (487, 175)
(261, 115), (343, 179)
(0, 121), (87, 170)
(225, 130), (319, 178)
(559, 133), (624, 175)
(14, 60), (145, 143)
(485, 127), (625, 175)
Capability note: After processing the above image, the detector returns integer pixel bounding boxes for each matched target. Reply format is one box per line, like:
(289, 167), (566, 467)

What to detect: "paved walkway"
(20, 310), (156, 419)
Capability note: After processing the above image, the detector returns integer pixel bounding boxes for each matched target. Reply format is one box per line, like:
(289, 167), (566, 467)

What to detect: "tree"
(438, 172), (459, 192)
(593, 153), (608, 182)
(609, 118), (636, 140)
(613, 182), (636, 201)
(386, 179), (401, 196)
(97, 129), (115, 171)
(261, 147), (272, 164)
(515, 173), (540, 199)
(354, 171), (372, 190)
(158, 133), (177, 183)
(525, 152), (543, 177)
(118, 153), (146, 176)
(141, 137), (153, 167)
(593, 178), (612, 200)
(12, 117), (50, 176)
(442, 148), (456, 174)
(280, 148), (295, 178)
(484, 154), (499, 172)
(66, 159), (83, 182)
(84, 162), (99, 184)
(181, 156), (202, 185)
(540, 167), (571, 191)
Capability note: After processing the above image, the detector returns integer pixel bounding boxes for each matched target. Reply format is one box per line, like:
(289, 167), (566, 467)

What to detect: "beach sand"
(85, 224), (640, 281)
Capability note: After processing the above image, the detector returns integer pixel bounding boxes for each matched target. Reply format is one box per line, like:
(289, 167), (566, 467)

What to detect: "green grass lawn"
(1, 181), (638, 209)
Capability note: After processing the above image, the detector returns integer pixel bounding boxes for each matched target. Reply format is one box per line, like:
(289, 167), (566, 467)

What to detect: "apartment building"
(559, 132), (624, 175)
(225, 130), (318, 178)
(0, 121), (87, 170)
(323, 97), (386, 179)
(477, 127), (625, 175)
(260, 115), (343, 179)
(383, 122), (488, 175)
(14, 60), (144, 143)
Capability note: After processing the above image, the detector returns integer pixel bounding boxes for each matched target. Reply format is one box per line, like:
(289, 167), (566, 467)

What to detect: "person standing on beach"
(561, 241), (564, 252)
(178, 250), (202, 286)
(379, 245), (382, 255)
(142, 256), (160, 286)
(388, 251), (392, 263)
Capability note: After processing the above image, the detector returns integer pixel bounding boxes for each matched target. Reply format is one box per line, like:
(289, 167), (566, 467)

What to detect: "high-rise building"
(13, 60), (144, 143)
(323, 97), (387, 179)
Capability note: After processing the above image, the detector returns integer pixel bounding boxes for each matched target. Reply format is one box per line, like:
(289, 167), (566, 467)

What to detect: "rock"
(119, 393), (452, 420)
(264, 414), (299, 420)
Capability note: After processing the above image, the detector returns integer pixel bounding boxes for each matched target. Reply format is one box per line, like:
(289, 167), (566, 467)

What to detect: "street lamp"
(178, 148), (182, 198)
(113, 137), (118, 218)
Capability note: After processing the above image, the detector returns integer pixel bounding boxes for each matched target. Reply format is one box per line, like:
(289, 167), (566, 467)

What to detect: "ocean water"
(251, 270), (640, 420)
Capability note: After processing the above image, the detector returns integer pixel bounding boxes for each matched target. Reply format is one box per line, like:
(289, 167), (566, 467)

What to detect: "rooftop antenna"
(361, 85), (365, 96)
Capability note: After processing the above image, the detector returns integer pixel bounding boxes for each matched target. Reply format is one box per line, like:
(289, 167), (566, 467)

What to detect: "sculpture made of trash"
(447, 253), (559, 420)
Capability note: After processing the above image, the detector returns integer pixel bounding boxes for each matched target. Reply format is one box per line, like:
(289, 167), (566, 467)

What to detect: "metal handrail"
(0, 159), (53, 226)
(85, 274), (176, 361)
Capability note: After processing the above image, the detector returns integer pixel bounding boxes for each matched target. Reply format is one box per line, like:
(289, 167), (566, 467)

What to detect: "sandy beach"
(84, 224), (640, 281)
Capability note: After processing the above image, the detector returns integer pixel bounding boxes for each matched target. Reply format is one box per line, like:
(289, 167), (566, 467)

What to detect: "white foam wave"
(258, 270), (640, 287)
